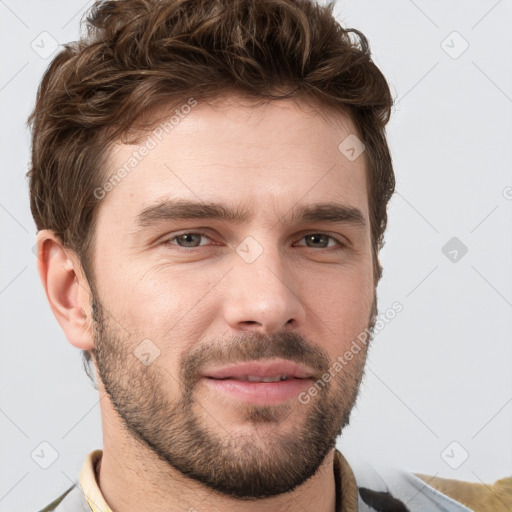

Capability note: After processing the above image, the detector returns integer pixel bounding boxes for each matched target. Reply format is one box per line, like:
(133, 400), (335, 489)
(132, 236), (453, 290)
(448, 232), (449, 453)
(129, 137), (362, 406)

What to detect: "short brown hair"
(27, 0), (394, 377)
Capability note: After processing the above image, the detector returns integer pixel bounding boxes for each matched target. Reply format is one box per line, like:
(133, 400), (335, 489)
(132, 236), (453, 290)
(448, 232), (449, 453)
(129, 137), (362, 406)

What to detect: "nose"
(222, 242), (306, 335)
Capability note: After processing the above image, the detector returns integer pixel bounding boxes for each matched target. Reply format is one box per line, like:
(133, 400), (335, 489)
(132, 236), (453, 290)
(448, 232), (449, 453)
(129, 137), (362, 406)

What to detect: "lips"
(201, 359), (315, 381)
(200, 359), (316, 405)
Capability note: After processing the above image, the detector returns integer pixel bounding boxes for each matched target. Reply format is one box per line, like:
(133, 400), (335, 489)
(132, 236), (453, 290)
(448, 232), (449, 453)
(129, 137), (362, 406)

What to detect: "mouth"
(202, 359), (315, 380)
(211, 375), (296, 382)
(201, 359), (315, 405)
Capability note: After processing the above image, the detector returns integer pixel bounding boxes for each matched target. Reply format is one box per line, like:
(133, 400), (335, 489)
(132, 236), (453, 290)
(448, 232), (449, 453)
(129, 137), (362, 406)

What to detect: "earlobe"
(36, 230), (94, 351)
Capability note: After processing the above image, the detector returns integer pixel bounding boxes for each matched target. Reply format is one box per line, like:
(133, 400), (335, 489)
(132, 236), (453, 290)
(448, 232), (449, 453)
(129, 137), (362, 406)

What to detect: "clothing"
(38, 449), (512, 512)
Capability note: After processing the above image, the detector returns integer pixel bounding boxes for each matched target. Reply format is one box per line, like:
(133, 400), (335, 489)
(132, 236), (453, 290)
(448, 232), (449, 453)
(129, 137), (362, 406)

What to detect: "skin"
(37, 93), (377, 512)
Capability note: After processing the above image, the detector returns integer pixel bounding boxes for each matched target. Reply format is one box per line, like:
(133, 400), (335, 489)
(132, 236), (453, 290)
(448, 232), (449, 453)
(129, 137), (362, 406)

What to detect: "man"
(28, 0), (511, 511)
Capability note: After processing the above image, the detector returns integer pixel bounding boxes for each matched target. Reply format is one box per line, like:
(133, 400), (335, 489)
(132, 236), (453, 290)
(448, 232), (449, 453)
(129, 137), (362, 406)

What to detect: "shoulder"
(414, 473), (512, 512)
(38, 483), (91, 512)
(340, 452), (504, 512)
(38, 486), (75, 512)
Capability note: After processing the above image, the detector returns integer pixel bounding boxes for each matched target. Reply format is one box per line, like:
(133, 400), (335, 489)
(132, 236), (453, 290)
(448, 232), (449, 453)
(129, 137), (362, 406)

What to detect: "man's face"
(89, 94), (376, 499)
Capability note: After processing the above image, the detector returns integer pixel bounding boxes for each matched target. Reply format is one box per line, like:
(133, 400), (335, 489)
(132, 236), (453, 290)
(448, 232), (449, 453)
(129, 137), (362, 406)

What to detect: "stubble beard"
(90, 291), (377, 499)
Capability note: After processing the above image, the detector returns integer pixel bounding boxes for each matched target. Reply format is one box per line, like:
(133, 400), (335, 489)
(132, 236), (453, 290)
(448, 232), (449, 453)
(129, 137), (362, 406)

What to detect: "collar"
(79, 449), (111, 512)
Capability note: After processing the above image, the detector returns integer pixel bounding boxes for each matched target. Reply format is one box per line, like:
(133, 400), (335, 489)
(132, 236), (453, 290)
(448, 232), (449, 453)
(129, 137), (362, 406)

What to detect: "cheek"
(304, 263), (374, 355)
(104, 262), (220, 350)
(97, 243), (374, 362)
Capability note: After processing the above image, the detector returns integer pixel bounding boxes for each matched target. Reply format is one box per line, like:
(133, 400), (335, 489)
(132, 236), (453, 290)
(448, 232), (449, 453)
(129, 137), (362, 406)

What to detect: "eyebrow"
(136, 199), (367, 229)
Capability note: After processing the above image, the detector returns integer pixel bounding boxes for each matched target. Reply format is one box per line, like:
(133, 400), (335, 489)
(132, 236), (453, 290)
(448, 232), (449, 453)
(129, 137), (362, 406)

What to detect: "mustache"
(179, 331), (331, 389)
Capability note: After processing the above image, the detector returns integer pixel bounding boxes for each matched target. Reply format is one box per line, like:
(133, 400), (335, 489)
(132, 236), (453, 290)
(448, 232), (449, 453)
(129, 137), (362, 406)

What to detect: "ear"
(36, 229), (94, 350)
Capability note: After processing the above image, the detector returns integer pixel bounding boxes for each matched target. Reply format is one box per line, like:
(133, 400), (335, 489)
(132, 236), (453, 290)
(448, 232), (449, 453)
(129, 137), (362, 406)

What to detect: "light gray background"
(1, 1), (511, 510)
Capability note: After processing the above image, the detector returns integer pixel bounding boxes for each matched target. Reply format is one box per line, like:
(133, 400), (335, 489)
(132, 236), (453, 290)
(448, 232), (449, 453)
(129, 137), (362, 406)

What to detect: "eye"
(162, 231), (346, 251)
(164, 231), (213, 249)
(294, 233), (345, 250)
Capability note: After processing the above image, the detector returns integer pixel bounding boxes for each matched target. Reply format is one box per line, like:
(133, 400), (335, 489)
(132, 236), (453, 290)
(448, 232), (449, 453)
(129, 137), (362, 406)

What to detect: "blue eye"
(162, 231), (345, 251)
(166, 231), (212, 248)
(295, 233), (344, 250)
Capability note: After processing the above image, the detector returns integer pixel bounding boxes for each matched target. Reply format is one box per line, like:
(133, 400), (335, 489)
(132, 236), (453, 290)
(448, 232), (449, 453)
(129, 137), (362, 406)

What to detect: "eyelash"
(162, 231), (346, 252)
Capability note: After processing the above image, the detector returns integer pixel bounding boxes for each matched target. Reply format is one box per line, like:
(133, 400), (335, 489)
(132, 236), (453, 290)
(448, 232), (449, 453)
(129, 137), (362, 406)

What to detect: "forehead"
(96, 94), (369, 228)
